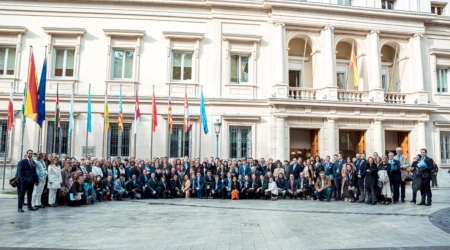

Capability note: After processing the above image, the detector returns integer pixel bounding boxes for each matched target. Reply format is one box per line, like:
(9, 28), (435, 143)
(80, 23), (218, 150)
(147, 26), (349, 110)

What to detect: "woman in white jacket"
(266, 177), (278, 201)
(48, 157), (62, 207)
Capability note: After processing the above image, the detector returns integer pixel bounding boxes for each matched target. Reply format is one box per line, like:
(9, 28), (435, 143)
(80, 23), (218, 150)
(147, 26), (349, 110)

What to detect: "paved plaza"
(0, 188), (449, 250)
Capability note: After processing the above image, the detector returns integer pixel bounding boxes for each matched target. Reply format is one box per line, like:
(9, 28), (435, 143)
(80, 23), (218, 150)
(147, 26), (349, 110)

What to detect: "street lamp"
(213, 119), (222, 158)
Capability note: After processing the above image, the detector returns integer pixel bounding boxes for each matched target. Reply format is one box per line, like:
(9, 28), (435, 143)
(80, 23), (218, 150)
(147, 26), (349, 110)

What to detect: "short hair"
(396, 147), (402, 151)
(26, 149), (33, 154)
(388, 152), (394, 156)
(421, 148), (427, 153)
(319, 171), (325, 175)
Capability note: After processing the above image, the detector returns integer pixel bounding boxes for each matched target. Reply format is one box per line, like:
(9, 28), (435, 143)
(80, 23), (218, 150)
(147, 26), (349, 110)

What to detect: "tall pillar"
(372, 119), (383, 155)
(276, 116), (286, 161)
(320, 26), (338, 101)
(273, 23), (288, 98)
(417, 121), (427, 150)
(367, 30), (384, 103)
(411, 34), (428, 104)
(327, 118), (336, 156)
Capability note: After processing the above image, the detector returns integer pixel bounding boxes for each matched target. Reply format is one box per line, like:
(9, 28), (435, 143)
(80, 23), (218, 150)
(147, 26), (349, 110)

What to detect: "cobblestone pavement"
(0, 188), (449, 250)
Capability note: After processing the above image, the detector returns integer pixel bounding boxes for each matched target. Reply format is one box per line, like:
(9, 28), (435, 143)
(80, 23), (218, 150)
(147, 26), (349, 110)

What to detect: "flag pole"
(345, 42), (353, 90)
(118, 84), (122, 158)
(102, 84), (106, 158)
(134, 86), (138, 158)
(300, 36), (308, 88)
(150, 84), (154, 160)
(198, 86), (202, 159)
(388, 44), (399, 92)
(182, 85), (186, 157)
(53, 82), (58, 154)
(20, 46), (32, 158)
(85, 84), (90, 160)
(2, 82), (13, 190)
(37, 45), (47, 153)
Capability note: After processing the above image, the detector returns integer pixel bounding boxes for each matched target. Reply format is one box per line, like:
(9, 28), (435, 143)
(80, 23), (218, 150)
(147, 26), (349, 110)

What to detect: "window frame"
(436, 67), (449, 93)
(0, 120), (8, 158)
(337, 0), (351, 6)
(171, 51), (194, 82)
(52, 47), (76, 78)
(381, 0), (395, 10)
(107, 123), (132, 157)
(168, 124), (192, 158)
(229, 126), (252, 159)
(336, 64), (348, 90)
(440, 131), (450, 164)
(229, 54), (250, 84)
(46, 121), (71, 156)
(431, 4), (446, 15)
(111, 48), (135, 80)
(0, 47), (16, 77)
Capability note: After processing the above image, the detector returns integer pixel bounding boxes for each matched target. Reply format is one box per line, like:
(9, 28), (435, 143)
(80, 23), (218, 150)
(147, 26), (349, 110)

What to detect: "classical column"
(320, 26), (338, 101)
(327, 118), (336, 156)
(273, 23), (288, 98)
(411, 34), (428, 104)
(276, 116), (286, 161)
(366, 30), (384, 103)
(372, 119), (383, 155)
(417, 121), (427, 150)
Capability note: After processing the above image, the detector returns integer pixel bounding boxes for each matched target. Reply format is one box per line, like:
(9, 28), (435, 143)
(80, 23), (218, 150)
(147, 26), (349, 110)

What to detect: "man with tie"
(224, 173), (233, 199)
(297, 172), (310, 200)
(204, 171), (214, 199)
(238, 160), (251, 178)
(31, 152), (47, 209)
(240, 175), (252, 199)
(418, 148), (433, 206)
(126, 174), (141, 199)
(211, 175), (222, 199)
(334, 154), (344, 200)
(394, 147), (409, 202)
(388, 152), (401, 203)
(17, 150), (39, 212)
(324, 156), (335, 179)
(257, 174), (268, 199)
(282, 160), (290, 179)
(192, 172), (204, 199)
(284, 174), (298, 199)
(147, 172), (161, 198)
(357, 153), (367, 203)
(139, 169), (150, 198)
(289, 158), (301, 180)
(113, 174), (127, 201)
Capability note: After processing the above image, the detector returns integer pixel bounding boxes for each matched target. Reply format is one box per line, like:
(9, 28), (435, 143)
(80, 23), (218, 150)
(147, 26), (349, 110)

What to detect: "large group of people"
(14, 146), (437, 212)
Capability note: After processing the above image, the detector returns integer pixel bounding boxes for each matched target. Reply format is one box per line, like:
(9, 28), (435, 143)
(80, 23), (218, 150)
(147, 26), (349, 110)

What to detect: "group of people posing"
(14, 147), (436, 212)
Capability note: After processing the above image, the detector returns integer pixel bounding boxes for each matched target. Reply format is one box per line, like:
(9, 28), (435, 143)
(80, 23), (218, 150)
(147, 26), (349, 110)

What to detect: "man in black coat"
(211, 175), (222, 199)
(356, 153), (367, 203)
(289, 158), (302, 180)
(203, 171), (214, 199)
(170, 175), (182, 198)
(418, 148), (434, 206)
(138, 169), (149, 198)
(126, 174), (142, 199)
(147, 172), (161, 198)
(17, 150), (39, 212)
(388, 152), (402, 203)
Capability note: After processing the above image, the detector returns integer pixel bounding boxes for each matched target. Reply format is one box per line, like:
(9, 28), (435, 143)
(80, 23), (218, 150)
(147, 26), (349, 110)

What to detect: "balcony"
(337, 90), (364, 102)
(288, 87), (317, 100)
(384, 92), (407, 104)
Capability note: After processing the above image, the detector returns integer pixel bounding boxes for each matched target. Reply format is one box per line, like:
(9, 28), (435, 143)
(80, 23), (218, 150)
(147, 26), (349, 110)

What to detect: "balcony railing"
(337, 90), (364, 102)
(384, 92), (407, 104)
(288, 87), (317, 100)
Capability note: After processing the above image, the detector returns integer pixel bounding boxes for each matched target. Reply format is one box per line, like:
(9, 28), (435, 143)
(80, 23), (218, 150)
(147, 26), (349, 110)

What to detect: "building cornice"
(222, 33), (262, 43)
(103, 29), (146, 38)
(163, 31), (204, 40)
(43, 27), (86, 36)
(0, 25), (27, 34)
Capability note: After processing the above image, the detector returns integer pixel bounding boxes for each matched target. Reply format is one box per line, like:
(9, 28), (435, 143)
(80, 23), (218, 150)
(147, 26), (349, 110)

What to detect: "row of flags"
(8, 48), (209, 138)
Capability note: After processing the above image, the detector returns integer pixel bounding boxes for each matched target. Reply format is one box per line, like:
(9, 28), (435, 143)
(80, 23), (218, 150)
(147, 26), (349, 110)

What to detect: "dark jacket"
(17, 158), (39, 183)
(356, 160), (366, 186)
(231, 181), (240, 190)
(388, 159), (401, 181)
(276, 178), (286, 189)
(365, 163), (378, 189)
(170, 179), (181, 190)
(298, 177), (309, 190)
(284, 179), (298, 191)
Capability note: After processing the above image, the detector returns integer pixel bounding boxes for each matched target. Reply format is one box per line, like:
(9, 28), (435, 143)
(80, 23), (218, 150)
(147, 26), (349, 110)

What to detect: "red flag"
(7, 85), (14, 130)
(152, 88), (158, 132)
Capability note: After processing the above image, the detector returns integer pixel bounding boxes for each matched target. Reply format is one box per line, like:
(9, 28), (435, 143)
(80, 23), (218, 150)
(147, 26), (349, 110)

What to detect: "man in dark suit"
(211, 175), (222, 199)
(334, 154), (345, 200)
(192, 172), (204, 199)
(138, 169), (149, 198)
(170, 175), (182, 198)
(284, 174), (298, 199)
(323, 156), (335, 179)
(357, 153), (366, 203)
(418, 148), (434, 206)
(289, 158), (301, 180)
(126, 174), (141, 199)
(147, 172), (161, 198)
(297, 172), (310, 200)
(204, 171), (214, 199)
(17, 150), (39, 212)
(388, 152), (402, 203)
(256, 174), (268, 199)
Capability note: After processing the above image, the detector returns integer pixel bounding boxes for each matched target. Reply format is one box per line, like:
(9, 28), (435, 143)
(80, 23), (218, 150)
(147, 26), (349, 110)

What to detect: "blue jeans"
(314, 188), (333, 201)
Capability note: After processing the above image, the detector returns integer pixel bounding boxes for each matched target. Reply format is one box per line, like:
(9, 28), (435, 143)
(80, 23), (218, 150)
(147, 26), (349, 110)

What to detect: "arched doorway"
(380, 42), (402, 92)
(288, 38), (313, 88)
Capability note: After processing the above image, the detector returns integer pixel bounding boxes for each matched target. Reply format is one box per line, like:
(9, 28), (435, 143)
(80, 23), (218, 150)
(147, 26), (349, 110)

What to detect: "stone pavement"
(0, 188), (449, 250)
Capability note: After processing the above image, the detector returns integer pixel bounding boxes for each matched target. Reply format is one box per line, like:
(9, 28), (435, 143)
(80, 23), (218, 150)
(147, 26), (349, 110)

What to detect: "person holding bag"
(410, 154), (422, 204)
(47, 157), (62, 207)
(378, 156), (392, 205)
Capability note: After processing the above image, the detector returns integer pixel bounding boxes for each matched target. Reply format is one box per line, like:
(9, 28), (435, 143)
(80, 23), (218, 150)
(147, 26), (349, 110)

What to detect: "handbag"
(404, 175), (413, 182)
(377, 178), (383, 189)
(9, 177), (19, 188)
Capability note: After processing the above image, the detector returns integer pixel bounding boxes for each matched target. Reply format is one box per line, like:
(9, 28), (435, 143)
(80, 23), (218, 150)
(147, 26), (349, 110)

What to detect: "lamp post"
(213, 119), (222, 158)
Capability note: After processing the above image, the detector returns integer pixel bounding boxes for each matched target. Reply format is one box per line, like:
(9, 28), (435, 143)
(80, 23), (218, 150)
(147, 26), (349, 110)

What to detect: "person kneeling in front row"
(314, 171), (332, 202)
(265, 177), (278, 201)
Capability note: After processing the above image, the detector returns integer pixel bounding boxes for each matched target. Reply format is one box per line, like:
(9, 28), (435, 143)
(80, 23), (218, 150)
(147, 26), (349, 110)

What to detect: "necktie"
(290, 180), (293, 190)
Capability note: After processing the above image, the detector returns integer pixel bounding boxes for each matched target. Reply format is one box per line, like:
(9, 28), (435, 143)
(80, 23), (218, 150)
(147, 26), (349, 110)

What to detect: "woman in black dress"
(365, 157), (378, 205)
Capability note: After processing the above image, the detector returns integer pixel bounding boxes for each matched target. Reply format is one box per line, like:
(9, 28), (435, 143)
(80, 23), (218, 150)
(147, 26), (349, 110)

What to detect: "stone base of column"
(367, 88), (385, 103)
(272, 83), (289, 98)
(318, 85), (338, 101)
(411, 90), (429, 104)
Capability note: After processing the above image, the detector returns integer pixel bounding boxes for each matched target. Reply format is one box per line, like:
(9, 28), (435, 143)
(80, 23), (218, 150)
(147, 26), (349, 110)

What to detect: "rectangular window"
(337, 72), (346, 90)
(53, 48), (75, 78)
(381, 0), (394, 10)
(168, 124), (191, 158)
(229, 126), (252, 158)
(437, 68), (449, 93)
(112, 49), (134, 80)
(230, 55), (249, 84)
(431, 5), (444, 15)
(0, 47), (16, 76)
(381, 67), (389, 92)
(172, 52), (193, 81)
(441, 131), (450, 163)
(47, 121), (71, 156)
(0, 120), (8, 157)
(289, 70), (302, 88)
(338, 0), (351, 6)
(107, 123), (131, 157)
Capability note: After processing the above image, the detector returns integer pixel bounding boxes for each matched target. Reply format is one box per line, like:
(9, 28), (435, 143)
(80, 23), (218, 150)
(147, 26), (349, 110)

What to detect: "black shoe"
(410, 200), (416, 204)
(319, 198), (324, 201)
(28, 207), (37, 211)
(18, 208), (24, 213)
(417, 203), (426, 206)
(401, 199), (405, 203)
(426, 204), (432, 206)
